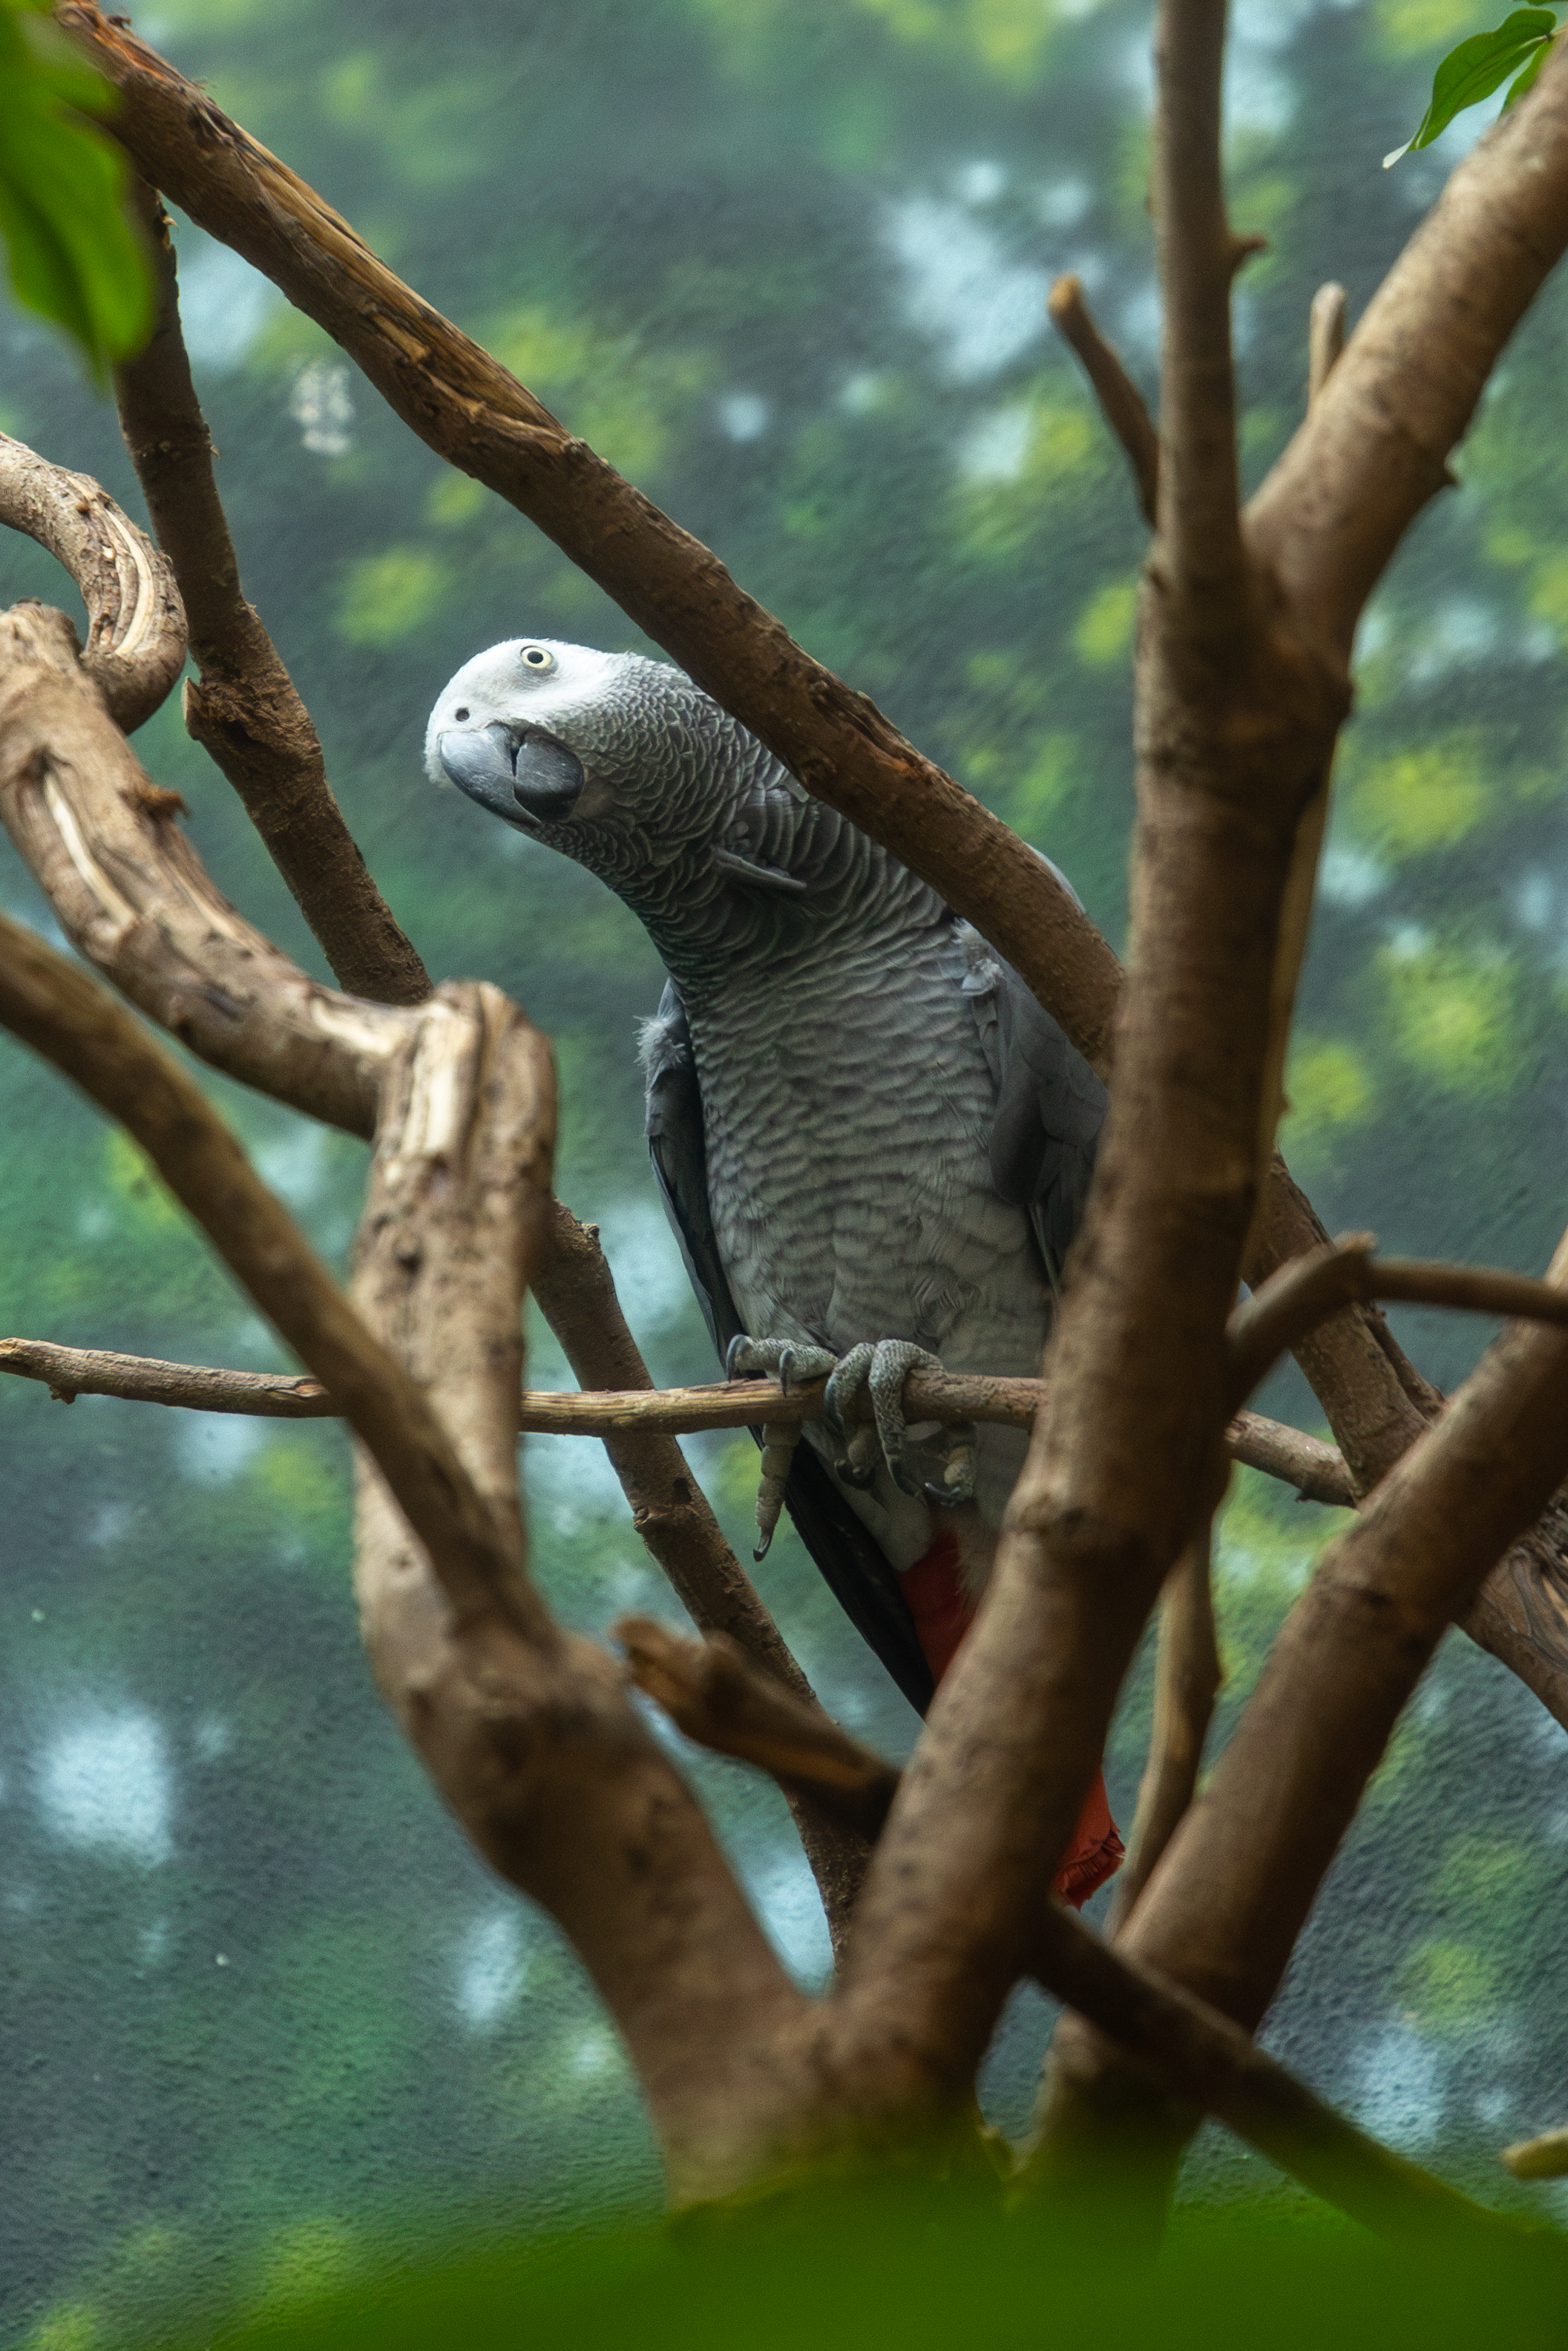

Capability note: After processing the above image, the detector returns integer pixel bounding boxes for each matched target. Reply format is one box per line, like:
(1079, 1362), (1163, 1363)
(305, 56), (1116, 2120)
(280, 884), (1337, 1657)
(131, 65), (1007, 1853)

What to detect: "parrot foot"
(823, 1340), (977, 1506)
(724, 1334), (836, 1560)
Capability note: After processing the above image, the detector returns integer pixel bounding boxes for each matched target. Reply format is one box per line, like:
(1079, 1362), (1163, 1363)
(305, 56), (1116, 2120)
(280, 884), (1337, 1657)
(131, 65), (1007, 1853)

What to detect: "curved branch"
(111, 187), (430, 1007)
(0, 430), (185, 734)
(1227, 1236), (1568, 1410)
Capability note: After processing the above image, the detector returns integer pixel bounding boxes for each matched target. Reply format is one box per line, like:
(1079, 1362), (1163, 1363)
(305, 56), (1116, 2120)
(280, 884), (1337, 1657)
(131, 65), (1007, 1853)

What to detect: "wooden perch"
(0, 1329), (1357, 1509)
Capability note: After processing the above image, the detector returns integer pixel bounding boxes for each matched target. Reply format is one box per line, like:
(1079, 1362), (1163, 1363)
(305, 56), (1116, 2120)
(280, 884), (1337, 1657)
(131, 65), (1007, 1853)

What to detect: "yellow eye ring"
(520, 645), (554, 672)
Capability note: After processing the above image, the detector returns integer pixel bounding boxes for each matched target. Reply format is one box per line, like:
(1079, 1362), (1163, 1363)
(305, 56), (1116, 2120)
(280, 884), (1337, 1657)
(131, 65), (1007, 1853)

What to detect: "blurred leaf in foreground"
(0, 0), (154, 377)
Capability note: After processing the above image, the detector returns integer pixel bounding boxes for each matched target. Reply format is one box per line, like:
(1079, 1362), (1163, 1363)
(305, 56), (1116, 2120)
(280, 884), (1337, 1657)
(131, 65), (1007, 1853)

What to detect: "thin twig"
(1047, 275), (1160, 526)
(112, 186), (430, 1008)
(1308, 282), (1346, 408)
(0, 430), (184, 732)
(0, 1330), (1355, 1507)
(1106, 1525), (1221, 1937)
(1227, 1235), (1568, 1409)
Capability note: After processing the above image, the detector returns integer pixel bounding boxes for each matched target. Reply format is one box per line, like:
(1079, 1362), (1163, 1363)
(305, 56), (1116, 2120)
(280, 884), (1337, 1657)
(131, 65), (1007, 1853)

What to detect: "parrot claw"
(725, 1334), (836, 1394)
(726, 1334), (835, 1558)
(825, 1339), (977, 1506)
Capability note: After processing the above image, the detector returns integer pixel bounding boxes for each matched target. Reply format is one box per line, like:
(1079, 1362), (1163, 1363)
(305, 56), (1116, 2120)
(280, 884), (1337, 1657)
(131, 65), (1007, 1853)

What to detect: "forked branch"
(625, 1620), (1513, 2243)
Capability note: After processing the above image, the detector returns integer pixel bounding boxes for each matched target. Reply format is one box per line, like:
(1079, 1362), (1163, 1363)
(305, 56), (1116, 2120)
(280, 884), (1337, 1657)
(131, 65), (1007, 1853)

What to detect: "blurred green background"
(3, 0), (1568, 2338)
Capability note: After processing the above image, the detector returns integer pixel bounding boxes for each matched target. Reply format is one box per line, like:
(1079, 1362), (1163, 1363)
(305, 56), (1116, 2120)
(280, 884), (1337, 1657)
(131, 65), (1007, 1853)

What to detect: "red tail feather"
(901, 1528), (1123, 1910)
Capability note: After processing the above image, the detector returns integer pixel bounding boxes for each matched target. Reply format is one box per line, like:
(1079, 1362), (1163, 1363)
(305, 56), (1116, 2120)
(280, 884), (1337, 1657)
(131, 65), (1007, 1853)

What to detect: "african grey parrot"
(425, 637), (1121, 1905)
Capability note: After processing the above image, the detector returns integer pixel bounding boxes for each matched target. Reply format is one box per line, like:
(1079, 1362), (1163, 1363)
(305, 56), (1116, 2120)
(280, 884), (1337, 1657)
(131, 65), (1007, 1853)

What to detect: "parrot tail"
(901, 1528), (1123, 1911)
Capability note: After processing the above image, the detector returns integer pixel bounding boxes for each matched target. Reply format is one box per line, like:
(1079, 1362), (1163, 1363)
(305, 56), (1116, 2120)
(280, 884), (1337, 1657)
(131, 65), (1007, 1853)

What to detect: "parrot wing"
(644, 979), (936, 1715)
(963, 946), (1108, 1289)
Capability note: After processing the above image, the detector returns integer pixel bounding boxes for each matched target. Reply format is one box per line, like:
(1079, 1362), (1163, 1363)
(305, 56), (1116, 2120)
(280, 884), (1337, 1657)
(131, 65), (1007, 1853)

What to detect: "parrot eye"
(520, 646), (555, 672)
(453, 706), (470, 721)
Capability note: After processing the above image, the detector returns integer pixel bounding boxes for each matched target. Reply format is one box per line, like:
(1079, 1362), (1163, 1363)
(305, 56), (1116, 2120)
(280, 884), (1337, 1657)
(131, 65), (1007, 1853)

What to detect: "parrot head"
(424, 637), (805, 898)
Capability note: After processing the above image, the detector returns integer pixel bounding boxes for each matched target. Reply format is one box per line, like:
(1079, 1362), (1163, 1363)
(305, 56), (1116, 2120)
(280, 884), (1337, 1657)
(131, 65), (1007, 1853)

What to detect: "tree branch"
(623, 1620), (1517, 2245)
(1501, 2127), (1568, 2180)
(1040, 1219), (1568, 2200)
(1047, 275), (1160, 526)
(0, 917), (539, 1634)
(1105, 1527), (1221, 1937)
(1227, 1236), (1568, 1410)
(0, 429), (185, 733)
(112, 184), (430, 1007)
(531, 1202), (873, 1948)
(1250, 39), (1568, 654)
(0, 1328), (1356, 1506)
(1152, 0), (1248, 628)
(0, 598), (407, 1134)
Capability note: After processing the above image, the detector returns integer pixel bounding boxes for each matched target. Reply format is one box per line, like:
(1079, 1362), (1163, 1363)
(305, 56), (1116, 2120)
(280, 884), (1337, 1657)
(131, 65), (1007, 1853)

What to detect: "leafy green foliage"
(1383, 7), (1558, 165)
(145, 2185), (1567, 2351)
(0, 0), (154, 377)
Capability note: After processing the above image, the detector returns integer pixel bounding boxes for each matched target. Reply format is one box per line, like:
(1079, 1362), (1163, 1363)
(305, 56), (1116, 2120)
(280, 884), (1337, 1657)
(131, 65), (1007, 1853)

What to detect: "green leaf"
(1382, 7), (1557, 166)
(0, 0), (156, 379)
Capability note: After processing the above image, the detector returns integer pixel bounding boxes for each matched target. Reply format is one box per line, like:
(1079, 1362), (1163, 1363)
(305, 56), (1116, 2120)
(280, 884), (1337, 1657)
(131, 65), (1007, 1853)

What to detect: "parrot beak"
(438, 721), (586, 827)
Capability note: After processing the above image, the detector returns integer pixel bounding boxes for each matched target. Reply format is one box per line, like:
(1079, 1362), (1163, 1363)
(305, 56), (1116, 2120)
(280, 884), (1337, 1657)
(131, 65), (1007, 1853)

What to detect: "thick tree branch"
(112, 186), (430, 1007)
(1040, 1222), (1568, 2198)
(0, 599), (407, 1134)
(0, 1329), (1355, 1506)
(0, 431), (185, 735)
(1249, 39), (1568, 653)
(1152, 0), (1248, 630)
(1047, 275), (1160, 526)
(345, 995), (811, 2198)
(0, 917), (537, 1633)
(625, 1620), (1515, 2244)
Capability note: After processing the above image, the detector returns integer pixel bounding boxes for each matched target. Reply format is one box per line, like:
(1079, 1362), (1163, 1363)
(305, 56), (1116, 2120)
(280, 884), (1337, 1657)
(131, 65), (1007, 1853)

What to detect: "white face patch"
(422, 637), (626, 787)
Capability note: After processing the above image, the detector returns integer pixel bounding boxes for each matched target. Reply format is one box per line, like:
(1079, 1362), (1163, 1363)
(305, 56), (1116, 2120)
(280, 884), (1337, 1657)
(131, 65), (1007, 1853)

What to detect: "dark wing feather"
(644, 979), (936, 1716)
(966, 952), (1108, 1285)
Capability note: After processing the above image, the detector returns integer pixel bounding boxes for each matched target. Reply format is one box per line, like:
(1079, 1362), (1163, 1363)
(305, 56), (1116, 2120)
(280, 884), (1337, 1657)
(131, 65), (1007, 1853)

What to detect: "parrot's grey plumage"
(425, 637), (1108, 1719)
